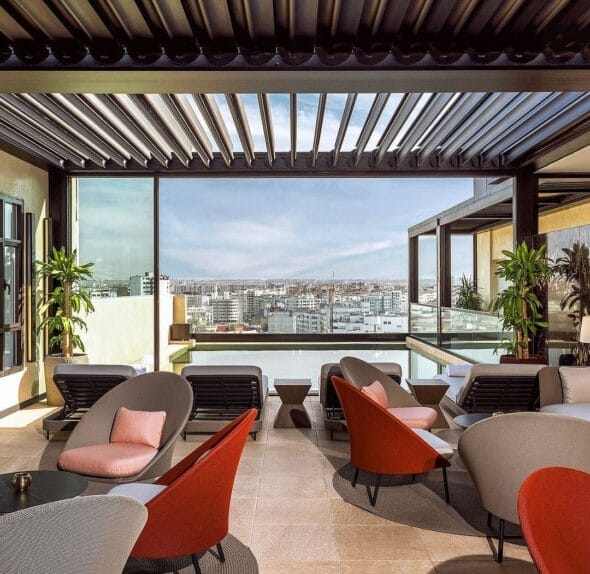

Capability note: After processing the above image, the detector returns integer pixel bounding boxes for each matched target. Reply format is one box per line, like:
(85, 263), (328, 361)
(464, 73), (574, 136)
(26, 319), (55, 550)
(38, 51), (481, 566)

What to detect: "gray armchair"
(458, 412), (590, 562)
(0, 495), (147, 574)
(57, 371), (192, 483)
(538, 365), (590, 421)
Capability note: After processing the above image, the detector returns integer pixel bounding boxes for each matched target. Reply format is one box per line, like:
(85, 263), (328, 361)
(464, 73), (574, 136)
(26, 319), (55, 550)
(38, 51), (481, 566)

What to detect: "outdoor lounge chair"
(320, 361), (403, 439)
(438, 363), (544, 417)
(518, 466), (590, 574)
(180, 365), (267, 440)
(331, 375), (453, 507)
(57, 371), (191, 483)
(111, 409), (257, 574)
(42, 364), (137, 439)
(0, 495), (147, 574)
(340, 356), (438, 430)
(459, 412), (590, 563)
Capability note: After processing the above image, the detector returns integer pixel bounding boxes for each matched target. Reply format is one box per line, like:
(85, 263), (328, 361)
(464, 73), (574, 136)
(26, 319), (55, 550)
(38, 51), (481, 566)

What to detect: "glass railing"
(409, 303), (438, 344)
(440, 307), (506, 363)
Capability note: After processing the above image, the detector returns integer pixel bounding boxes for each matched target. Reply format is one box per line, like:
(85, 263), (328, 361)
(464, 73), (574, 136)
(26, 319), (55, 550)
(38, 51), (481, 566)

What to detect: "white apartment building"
(283, 296), (319, 311)
(268, 310), (296, 333)
(211, 297), (243, 323)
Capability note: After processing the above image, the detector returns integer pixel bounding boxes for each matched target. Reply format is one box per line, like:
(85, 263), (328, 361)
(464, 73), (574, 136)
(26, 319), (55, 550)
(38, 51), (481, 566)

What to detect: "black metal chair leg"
(497, 519), (505, 563)
(191, 554), (202, 574)
(487, 512), (493, 528)
(411, 474), (416, 481)
(216, 542), (225, 563)
(442, 466), (450, 504)
(351, 466), (360, 488)
(367, 474), (382, 507)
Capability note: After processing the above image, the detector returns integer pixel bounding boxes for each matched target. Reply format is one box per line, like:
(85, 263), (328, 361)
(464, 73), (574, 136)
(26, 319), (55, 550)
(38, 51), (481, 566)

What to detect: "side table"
(0, 470), (88, 514)
(453, 412), (493, 429)
(406, 378), (450, 429)
(273, 379), (312, 428)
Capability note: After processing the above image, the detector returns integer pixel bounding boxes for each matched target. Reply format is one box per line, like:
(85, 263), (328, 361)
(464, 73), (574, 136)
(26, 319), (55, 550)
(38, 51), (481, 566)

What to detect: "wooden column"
(408, 235), (419, 304)
(513, 173), (539, 247)
(437, 223), (451, 343)
(47, 167), (69, 250)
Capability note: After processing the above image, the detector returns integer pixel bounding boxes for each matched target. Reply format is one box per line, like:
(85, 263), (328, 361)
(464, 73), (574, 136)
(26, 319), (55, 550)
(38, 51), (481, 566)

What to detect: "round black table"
(0, 471), (88, 513)
(453, 413), (493, 429)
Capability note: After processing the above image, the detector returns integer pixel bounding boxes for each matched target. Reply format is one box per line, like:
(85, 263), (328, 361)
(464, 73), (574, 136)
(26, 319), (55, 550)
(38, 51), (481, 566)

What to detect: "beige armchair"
(0, 495), (147, 574)
(538, 366), (590, 421)
(458, 412), (590, 562)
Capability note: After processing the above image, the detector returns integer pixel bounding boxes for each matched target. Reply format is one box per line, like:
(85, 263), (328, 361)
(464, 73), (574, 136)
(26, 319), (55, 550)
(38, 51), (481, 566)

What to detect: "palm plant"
(37, 247), (94, 358)
(455, 274), (483, 311)
(552, 241), (590, 365)
(491, 241), (550, 359)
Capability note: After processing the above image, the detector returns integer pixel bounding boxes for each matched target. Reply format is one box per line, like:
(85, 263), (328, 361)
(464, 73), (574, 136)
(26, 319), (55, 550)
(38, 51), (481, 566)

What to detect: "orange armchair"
(518, 466), (590, 574)
(123, 408), (257, 573)
(331, 376), (452, 506)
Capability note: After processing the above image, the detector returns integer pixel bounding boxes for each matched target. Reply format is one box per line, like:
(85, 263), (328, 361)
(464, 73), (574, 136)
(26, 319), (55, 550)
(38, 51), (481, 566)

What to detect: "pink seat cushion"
(57, 443), (158, 478)
(361, 380), (388, 408)
(387, 406), (438, 429)
(110, 407), (167, 449)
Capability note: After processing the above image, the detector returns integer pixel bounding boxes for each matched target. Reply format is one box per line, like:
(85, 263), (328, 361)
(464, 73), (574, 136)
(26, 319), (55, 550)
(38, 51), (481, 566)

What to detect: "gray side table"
(273, 379), (312, 428)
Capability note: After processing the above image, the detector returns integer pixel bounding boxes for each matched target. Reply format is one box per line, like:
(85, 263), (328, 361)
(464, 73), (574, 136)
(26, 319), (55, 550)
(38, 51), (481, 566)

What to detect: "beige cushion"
(559, 367), (590, 404)
(541, 403), (590, 421)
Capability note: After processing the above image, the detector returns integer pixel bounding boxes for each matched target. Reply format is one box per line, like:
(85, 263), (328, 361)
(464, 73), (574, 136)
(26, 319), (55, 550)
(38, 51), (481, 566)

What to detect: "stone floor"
(0, 398), (536, 573)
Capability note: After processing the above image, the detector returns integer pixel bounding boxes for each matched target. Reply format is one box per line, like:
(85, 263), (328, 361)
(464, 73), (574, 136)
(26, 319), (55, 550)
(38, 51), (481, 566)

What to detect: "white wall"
(0, 150), (47, 413)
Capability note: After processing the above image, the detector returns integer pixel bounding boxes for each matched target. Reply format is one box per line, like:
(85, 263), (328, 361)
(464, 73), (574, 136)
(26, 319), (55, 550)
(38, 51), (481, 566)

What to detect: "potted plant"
(455, 274), (483, 311)
(552, 241), (590, 365)
(37, 247), (94, 405)
(490, 241), (550, 363)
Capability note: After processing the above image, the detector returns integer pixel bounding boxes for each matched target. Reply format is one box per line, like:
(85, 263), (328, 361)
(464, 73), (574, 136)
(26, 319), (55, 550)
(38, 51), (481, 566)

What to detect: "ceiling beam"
(290, 93), (297, 168)
(225, 94), (255, 166)
(332, 93), (356, 167)
(257, 94), (275, 166)
(192, 94), (234, 167)
(311, 93), (326, 168)
(353, 93), (389, 165)
(2, 69), (589, 95)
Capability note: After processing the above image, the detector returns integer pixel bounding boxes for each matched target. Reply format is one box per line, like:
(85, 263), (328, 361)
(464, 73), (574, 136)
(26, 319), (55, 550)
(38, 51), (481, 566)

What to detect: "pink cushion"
(387, 406), (438, 430)
(361, 380), (388, 408)
(57, 443), (158, 478)
(110, 407), (167, 449)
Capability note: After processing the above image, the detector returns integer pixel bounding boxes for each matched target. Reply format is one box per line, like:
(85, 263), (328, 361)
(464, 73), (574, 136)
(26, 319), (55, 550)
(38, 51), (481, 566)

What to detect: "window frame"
(0, 194), (24, 376)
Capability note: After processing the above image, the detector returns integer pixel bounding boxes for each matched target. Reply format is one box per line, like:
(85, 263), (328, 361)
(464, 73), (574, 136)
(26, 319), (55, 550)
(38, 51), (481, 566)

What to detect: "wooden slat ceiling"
(0, 0), (588, 68)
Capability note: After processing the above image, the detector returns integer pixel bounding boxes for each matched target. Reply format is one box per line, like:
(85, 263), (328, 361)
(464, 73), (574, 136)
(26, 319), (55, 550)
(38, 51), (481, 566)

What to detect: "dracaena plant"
(37, 247), (94, 358)
(490, 241), (550, 359)
(454, 274), (483, 311)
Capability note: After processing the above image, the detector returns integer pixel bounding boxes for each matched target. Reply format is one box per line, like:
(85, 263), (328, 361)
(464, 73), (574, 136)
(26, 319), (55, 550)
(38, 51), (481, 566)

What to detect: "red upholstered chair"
(331, 375), (452, 506)
(122, 408), (257, 574)
(518, 466), (590, 574)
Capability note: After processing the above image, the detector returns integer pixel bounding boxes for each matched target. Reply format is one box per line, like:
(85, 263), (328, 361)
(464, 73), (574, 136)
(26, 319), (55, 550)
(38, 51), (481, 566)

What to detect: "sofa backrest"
(538, 366), (563, 407)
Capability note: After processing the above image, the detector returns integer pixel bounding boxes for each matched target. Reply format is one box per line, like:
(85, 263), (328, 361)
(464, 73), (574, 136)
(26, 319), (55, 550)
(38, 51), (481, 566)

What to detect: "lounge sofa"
(436, 363), (544, 416)
(538, 366), (590, 421)
(319, 361), (402, 439)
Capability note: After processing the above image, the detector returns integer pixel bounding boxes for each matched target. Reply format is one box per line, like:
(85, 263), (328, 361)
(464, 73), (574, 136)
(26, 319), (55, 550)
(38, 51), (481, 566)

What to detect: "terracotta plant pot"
(43, 354), (89, 406)
(499, 354), (546, 365)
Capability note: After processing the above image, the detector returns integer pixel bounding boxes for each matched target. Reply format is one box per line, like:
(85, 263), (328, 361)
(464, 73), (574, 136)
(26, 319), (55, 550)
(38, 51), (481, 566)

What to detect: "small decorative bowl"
(11, 472), (32, 493)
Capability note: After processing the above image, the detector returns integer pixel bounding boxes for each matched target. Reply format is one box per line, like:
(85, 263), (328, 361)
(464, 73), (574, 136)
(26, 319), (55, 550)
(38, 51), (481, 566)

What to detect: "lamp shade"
(580, 316), (590, 343)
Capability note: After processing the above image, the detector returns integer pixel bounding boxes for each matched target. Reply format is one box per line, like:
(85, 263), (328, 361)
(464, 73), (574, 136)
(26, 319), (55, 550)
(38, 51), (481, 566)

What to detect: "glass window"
(0, 197), (23, 373)
(73, 178), (155, 370)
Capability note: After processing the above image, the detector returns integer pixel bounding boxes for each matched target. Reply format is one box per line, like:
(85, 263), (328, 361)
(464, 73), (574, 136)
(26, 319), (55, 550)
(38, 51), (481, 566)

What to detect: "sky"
(77, 92), (475, 282)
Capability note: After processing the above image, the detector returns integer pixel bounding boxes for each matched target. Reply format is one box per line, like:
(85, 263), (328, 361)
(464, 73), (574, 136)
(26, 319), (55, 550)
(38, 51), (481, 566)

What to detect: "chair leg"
(351, 466), (360, 488)
(182, 431), (187, 441)
(250, 432), (257, 441)
(487, 512), (493, 528)
(367, 474), (382, 507)
(497, 519), (505, 563)
(216, 542), (225, 563)
(442, 466), (450, 504)
(411, 474), (416, 481)
(191, 554), (202, 574)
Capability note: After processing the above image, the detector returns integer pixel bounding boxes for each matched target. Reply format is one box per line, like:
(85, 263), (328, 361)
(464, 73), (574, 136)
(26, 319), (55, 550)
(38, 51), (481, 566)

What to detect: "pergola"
(1, 0), (590, 355)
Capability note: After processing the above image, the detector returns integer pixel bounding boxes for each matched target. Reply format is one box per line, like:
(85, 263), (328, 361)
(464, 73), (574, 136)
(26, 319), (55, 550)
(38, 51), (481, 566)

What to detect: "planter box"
(499, 354), (546, 365)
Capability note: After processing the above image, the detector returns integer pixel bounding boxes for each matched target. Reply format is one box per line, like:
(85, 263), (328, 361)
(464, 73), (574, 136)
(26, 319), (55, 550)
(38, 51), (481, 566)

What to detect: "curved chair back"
(459, 412), (590, 524)
(62, 371), (192, 481)
(339, 356), (416, 408)
(0, 495), (147, 574)
(331, 375), (447, 475)
(518, 466), (590, 574)
(130, 408), (257, 560)
(538, 366), (564, 407)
